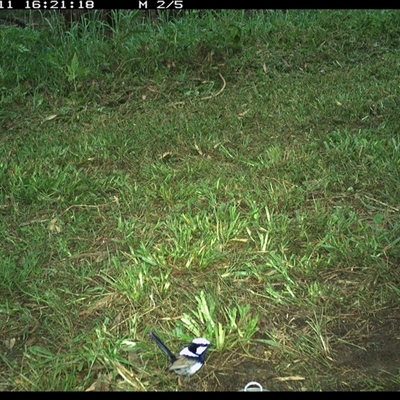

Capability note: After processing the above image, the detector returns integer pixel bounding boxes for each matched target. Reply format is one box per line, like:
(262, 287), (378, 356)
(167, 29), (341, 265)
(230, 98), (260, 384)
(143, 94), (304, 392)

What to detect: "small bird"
(150, 330), (211, 377)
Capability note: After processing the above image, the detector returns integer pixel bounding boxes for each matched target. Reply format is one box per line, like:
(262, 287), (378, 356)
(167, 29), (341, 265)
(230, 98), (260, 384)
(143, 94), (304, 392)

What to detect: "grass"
(1, 9), (400, 391)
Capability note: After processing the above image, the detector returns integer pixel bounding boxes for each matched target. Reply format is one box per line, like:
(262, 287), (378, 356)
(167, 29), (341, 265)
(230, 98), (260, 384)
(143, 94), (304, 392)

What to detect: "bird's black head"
(180, 338), (210, 361)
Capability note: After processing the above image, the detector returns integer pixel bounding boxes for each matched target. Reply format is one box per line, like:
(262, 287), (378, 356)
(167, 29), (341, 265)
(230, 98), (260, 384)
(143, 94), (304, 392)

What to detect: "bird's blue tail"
(150, 330), (176, 362)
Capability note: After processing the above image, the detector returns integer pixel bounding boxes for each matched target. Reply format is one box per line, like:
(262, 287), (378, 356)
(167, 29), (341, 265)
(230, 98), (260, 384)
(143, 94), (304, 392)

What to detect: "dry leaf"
(48, 218), (61, 233)
(275, 375), (305, 382)
(263, 62), (267, 73)
(43, 114), (57, 122)
(4, 338), (16, 350)
(194, 141), (204, 156)
(85, 381), (97, 392)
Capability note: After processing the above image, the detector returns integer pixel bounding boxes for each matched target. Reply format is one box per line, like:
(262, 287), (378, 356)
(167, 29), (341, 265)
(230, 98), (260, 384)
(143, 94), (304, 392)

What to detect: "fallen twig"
(201, 73), (226, 100)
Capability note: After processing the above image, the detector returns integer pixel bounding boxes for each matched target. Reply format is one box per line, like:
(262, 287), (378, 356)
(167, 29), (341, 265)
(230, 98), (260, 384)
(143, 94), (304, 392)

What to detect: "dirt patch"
(193, 306), (400, 391)
(331, 306), (400, 390)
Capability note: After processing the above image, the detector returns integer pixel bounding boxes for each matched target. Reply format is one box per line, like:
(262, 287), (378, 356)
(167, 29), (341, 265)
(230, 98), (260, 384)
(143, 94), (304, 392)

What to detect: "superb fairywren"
(150, 330), (211, 377)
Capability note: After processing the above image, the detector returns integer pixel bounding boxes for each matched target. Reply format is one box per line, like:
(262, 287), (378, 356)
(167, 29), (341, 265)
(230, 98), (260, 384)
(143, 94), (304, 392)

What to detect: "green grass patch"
(1, 9), (400, 391)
